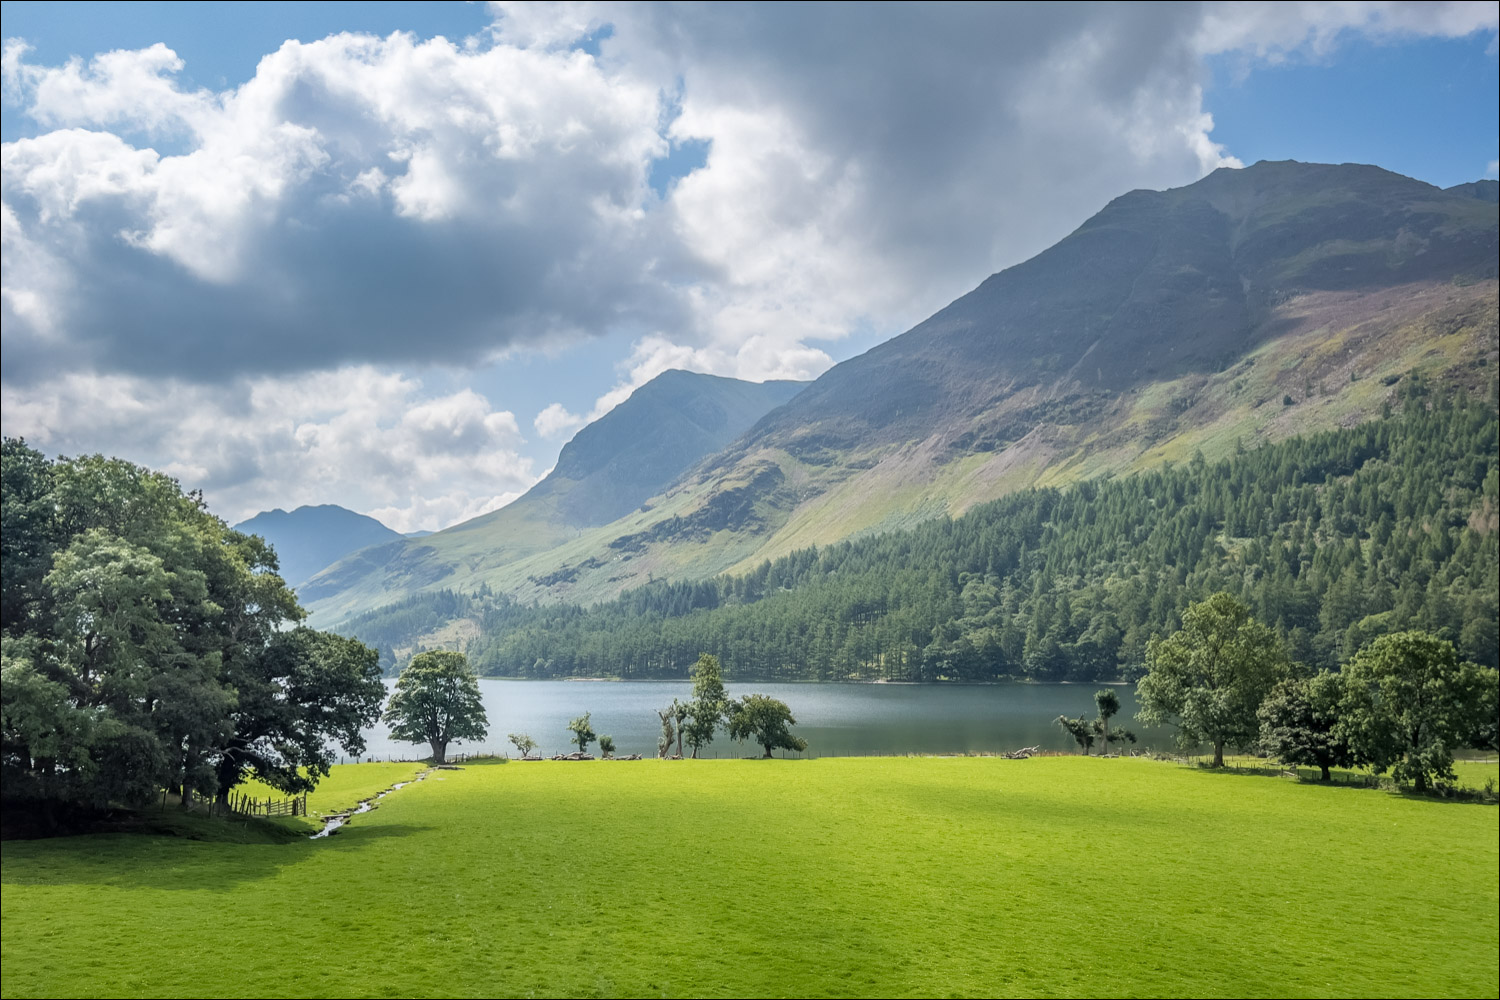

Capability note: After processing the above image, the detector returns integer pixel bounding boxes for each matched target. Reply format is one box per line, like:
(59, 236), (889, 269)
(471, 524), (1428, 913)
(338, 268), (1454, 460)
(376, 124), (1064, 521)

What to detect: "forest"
(342, 383), (1498, 683)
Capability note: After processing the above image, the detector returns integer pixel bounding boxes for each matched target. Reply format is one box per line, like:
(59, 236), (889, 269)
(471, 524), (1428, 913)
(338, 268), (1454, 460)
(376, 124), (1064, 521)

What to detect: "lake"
(353, 679), (1174, 760)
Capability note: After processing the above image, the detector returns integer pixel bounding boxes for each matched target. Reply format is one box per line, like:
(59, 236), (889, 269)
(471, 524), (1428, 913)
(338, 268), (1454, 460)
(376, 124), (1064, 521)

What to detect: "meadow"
(2, 757), (1496, 999)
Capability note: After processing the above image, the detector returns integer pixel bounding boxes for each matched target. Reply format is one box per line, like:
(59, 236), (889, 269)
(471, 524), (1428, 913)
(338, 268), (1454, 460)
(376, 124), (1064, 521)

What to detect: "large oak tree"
(1137, 592), (1288, 767)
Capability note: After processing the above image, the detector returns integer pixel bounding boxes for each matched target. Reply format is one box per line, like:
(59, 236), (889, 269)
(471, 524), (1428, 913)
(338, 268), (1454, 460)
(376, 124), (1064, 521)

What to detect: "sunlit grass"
(3, 757), (1495, 998)
(235, 761), (428, 831)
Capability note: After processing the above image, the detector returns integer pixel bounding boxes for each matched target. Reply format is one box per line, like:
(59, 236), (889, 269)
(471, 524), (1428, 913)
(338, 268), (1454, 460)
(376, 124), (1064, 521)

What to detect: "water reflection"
(351, 680), (1172, 760)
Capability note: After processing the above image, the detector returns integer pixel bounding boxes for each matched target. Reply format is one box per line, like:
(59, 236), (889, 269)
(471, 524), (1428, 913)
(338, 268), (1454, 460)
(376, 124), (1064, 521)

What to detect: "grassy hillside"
(348, 387), (1497, 680)
(301, 372), (805, 625)
(3, 757), (1496, 998)
(306, 162), (1499, 626)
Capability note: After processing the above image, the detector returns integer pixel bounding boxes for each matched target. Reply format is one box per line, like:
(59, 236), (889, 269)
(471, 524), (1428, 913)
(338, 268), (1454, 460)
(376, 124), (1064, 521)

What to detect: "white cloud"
(533, 402), (585, 440)
(0, 368), (538, 533)
(1, 29), (674, 381)
(1196, 1), (1498, 59)
(3, 3), (1494, 530)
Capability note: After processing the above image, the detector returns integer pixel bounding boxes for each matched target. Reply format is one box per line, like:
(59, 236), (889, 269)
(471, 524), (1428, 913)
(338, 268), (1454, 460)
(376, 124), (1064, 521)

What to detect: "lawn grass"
(3, 757), (1496, 998)
(235, 761), (428, 832)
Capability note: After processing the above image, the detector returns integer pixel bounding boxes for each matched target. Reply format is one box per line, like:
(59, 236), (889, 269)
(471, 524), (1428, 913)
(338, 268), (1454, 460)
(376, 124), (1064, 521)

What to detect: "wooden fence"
(174, 788), (308, 818)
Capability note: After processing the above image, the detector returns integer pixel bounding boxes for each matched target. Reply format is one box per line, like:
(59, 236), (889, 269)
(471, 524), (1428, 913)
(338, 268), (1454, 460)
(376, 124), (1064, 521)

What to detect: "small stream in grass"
(310, 770), (431, 839)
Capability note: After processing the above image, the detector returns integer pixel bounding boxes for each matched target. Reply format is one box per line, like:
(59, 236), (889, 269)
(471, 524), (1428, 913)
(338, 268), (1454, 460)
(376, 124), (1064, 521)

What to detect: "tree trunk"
(1212, 742), (1225, 768)
(762, 744), (773, 758)
(1320, 764), (1331, 781)
(430, 738), (447, 764)
(1413, 771), (1427, 794)
(691, 746), (699, 759)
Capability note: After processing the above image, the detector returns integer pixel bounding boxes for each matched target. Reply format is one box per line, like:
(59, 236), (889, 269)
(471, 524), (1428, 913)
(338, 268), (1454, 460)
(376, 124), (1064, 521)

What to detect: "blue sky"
(2, 2), (1496, 530)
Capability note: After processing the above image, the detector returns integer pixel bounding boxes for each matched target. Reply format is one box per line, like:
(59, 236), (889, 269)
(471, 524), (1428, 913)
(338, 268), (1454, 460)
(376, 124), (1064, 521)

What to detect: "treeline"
(345, 386), (1498, 682)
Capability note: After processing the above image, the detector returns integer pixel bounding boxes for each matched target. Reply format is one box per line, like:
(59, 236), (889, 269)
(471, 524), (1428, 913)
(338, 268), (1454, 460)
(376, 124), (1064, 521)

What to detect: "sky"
(2, 1), (1497, 532)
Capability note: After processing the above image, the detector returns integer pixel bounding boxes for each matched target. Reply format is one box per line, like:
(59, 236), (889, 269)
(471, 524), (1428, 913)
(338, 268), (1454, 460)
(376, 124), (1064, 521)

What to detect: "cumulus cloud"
(1195, 1), (1498, 59)
(0, 367), (537, 533)
(1, 30), (679, 384)
(3, 2), (1494, 527)
(533, 402), (585, 440)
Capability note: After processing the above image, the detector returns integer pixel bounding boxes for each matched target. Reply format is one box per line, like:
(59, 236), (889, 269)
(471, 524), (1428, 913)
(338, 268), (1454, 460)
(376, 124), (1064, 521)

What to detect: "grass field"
(236, 761), (427, 832)
(2, 757), (1496, 998)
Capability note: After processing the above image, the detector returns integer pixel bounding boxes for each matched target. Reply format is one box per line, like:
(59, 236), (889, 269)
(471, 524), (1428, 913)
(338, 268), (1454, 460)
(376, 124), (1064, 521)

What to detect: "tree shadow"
(1182, 763), (1499, 806)
(0, 821), (431, 891)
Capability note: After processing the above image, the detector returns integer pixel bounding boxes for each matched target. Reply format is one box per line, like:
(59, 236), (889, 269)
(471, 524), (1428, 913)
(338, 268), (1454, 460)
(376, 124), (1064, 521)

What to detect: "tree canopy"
(1257, 671), (1353, 781)
(683, 652), (728, 758)
(727, 694), (807, 758)
(567, 711), (597, 755)
(382, 650), (488, 763)
(1337, 631), (1498, 792)
(0, 439), (385, 815)
(1137, 592), (1288, 766)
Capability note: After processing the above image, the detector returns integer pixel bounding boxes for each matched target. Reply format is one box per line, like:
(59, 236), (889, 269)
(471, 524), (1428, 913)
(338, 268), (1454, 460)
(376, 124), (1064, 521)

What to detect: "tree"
(1055, 714), (1095, 754)
(598, 734), (616, 758)
(508, 732), (537, 758)
(1257, 672), (1353, 781)
(655, 705), (676, 758)
(1137, 592), (1288, 766)
(567, 711), (597, 755)
(1, 441), (383, 817)
(684, 652), (729, 758)
(383, 651), (488, 762)
(211, 627), (386, 803)
(727, 694), (807, 758)
(1092, 689), (1137, 754)
(670, 698), (689, 757)
(1337, 631), (1499, 792)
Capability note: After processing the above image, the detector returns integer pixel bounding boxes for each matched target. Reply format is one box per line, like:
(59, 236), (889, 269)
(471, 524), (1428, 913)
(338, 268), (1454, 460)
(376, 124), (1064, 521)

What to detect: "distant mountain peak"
(234, 504), (404, 589)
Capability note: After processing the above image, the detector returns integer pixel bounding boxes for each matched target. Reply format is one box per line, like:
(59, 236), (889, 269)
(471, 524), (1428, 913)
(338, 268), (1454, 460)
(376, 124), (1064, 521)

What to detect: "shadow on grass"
(1184, 763), (1499, 806)
(0, 821), (432, 891)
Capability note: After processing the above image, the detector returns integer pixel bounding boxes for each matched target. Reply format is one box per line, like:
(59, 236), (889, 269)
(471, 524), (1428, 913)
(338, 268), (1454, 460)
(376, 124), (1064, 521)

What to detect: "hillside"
(301, 371), (805, 623)
(233, 505), (405, 588)
(346, 390), (1498, 679)
(310, 160), (1499, 627)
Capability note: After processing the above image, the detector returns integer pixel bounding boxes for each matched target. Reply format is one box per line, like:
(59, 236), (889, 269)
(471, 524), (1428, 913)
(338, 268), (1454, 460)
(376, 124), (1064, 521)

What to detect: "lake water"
(352, 679), (1173, 760)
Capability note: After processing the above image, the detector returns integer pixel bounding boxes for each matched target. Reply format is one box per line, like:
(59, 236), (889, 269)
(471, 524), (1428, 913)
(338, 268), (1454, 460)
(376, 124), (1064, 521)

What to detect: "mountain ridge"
(300, 370), (806, 622)
(306, 160), (1499, 628)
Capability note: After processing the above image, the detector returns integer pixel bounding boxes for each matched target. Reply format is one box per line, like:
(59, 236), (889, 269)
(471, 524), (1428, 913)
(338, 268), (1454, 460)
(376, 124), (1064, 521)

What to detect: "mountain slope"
(312, 160), (1499, 626)
(301, 371), (805, 623)
(233, 505), (404, 588)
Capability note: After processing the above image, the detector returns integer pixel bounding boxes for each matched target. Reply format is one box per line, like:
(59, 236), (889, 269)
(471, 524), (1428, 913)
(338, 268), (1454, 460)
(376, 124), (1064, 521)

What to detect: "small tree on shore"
(1093, 689), (1137, 753)
(567, 712), (597, 755)
(598, 734), (616, 758)
(671, 699), (689, 757)
(683, 653), (730, 758)
(508, 732), (537, 759)
(1055, 715), (1095, 754)
(656, 706), (676, 758)
(728, 694), (807, 758)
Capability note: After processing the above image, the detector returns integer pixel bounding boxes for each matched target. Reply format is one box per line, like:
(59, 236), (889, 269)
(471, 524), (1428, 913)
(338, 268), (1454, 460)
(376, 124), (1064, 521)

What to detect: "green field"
(3, 758), (1496, 998)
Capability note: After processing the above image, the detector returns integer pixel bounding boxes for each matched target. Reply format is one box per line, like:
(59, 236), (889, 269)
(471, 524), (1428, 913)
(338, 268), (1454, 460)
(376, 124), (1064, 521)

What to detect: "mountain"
(300, 371), (806, 623)
(233, 505), (404, 588)
(312, 160), (1499, 629)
